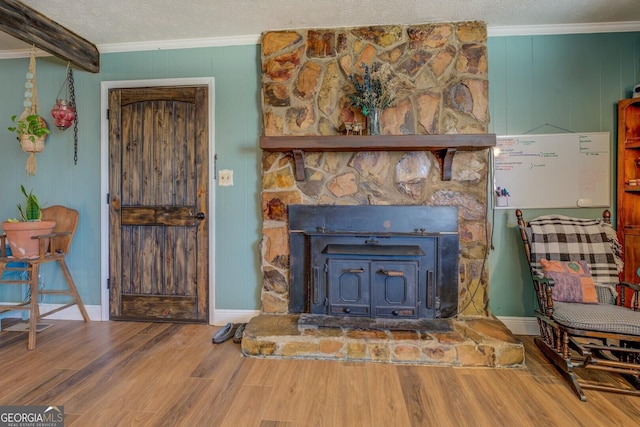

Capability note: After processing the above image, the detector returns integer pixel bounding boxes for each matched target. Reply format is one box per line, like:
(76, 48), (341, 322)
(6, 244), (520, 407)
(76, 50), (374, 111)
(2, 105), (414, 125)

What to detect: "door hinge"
(106, 193), (110, 204)
(107, 278), (110, 289)
(107, 109), (110, 120)
(324, 297), (328, 306)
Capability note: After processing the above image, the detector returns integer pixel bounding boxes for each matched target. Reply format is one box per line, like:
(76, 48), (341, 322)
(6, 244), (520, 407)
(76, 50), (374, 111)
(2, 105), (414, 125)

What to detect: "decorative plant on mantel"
(348, 62), (403, 135)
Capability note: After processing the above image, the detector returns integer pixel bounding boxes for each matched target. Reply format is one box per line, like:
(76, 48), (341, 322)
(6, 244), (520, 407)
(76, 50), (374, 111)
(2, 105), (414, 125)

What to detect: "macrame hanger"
(23, 46), (41, 175)
(22, 46), (39, 118)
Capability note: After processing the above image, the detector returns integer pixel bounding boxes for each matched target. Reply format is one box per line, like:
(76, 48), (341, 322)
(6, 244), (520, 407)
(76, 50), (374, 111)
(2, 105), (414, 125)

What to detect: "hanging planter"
(50, 99), (76, 130)
(6, 48), (50, 176)
(50, 63), (79, 164)
(19, 133), (46, 153)
(8, 112), (50, 173)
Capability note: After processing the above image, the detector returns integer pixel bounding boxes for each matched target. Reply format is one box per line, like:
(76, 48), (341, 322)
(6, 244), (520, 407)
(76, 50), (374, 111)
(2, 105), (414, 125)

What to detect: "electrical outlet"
(219, 169), (233, 186)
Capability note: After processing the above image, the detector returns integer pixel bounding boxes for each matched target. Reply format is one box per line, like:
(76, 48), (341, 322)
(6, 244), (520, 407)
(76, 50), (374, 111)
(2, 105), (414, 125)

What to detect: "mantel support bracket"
(292, 149), (306, 181)
(261, 135), (496, 182)
(433, 148), (457, 181)
(291, 147), (458, 181)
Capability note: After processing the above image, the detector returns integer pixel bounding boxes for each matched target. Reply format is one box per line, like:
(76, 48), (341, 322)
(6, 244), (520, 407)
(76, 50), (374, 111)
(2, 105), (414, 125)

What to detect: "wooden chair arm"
(30, 231), (72, 258)
(619, 281), (640, 311)
(532, 274), (555, 317)
(619, 281), (640, 292)
(0, 234), (6, 258)
(29, 231), (71, 240)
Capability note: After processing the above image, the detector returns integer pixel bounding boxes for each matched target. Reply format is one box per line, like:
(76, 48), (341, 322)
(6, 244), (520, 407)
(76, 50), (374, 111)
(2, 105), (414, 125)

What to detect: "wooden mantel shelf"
(260, 134), (497, 181)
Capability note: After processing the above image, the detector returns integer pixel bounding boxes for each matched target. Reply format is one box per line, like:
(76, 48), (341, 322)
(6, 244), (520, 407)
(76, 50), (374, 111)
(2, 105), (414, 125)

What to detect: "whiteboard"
(493, 132), (610, 209)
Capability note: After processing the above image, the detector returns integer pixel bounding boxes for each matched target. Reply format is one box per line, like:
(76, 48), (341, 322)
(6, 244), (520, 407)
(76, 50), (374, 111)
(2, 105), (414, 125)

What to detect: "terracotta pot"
(1, 220), (56, 259)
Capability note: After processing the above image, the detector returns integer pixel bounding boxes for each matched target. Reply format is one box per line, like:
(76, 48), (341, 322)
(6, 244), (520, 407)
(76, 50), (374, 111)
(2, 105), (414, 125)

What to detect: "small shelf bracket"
(433, 148), (457, 181)
(292, 149), (305, 181)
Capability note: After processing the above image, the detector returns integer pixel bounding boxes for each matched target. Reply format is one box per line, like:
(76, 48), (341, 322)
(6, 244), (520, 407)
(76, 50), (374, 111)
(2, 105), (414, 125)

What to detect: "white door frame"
(100, 77), (216, 323)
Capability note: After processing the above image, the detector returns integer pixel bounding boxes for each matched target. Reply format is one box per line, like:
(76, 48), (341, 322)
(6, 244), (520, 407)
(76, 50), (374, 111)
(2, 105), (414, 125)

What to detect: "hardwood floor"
(1, 320), (639, 426)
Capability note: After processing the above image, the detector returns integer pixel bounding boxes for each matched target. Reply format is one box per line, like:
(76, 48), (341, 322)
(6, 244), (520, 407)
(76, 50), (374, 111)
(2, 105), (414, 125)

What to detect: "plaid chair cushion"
(553, 302), (640, 335)
(595, 284), (615, 304)
(529, 215), (621, 290)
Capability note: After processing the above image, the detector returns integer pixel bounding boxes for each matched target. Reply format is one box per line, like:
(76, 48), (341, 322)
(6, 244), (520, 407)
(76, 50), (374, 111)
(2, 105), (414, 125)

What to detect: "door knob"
(195, 212), (206, 220)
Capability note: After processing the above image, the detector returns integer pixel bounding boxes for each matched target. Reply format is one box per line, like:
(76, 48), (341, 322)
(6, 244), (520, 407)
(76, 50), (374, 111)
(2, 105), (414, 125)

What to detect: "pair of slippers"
(212, 322), (246, 344)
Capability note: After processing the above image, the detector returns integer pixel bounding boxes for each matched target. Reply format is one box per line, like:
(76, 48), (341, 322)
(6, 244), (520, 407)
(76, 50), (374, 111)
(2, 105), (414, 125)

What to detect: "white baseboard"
(497, 316), (539, 335)
(1, 303), (539, 335)
(211, 309), (260, 326)
(0, 303), (103, 322)
(1, 303), (259, 325)
(211, 312), (540, 335)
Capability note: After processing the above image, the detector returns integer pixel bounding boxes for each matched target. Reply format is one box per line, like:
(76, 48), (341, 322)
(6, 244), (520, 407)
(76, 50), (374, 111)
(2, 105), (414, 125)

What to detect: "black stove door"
(326, 259), (371, 316)
(372, 261), (419, 318)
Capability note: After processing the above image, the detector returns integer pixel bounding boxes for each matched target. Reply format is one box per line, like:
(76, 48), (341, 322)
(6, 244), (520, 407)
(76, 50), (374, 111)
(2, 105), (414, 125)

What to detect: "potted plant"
(8, 113), (51, 153)
(1, 185), (55, 258)
(348, 62), (401, 135)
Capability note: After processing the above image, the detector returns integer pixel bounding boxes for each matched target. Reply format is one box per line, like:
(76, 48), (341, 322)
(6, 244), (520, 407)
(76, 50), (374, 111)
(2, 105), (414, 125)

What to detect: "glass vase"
(367, 108), (382, 135)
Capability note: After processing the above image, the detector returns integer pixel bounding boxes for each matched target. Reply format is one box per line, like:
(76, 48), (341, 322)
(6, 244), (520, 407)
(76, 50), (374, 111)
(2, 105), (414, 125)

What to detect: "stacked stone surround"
(260, 21), (491, 317)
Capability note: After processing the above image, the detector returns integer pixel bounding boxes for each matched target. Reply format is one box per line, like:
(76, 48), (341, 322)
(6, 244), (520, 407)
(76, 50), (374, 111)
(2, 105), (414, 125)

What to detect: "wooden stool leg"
(58, 259), (89, 322)
(28, 264), (40, 350)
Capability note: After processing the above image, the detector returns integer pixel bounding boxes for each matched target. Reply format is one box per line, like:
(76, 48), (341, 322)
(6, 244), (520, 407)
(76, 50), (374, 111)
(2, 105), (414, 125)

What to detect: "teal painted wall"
(487, 32), (640, 316)
(0, 45), (261, 310)
(1, 31), (639, 317)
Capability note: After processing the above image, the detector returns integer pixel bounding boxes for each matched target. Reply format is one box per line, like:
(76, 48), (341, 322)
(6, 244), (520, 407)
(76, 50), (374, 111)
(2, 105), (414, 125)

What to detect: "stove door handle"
(347, 268), (365, 273)
(427, 270), (434, 308)
(378, 269), (404, 277)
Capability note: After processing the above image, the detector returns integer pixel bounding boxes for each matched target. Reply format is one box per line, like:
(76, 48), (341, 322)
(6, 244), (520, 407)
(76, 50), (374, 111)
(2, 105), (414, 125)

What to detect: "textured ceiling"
(1, 0), (640, 52)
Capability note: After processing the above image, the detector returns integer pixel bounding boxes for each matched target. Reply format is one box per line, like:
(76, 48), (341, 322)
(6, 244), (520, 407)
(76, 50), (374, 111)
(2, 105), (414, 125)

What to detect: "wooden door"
(108, 86), (209, 322)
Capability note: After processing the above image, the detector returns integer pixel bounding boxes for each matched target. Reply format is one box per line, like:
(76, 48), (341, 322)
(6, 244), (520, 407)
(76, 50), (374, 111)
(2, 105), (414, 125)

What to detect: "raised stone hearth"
(242, 314), (524, 368)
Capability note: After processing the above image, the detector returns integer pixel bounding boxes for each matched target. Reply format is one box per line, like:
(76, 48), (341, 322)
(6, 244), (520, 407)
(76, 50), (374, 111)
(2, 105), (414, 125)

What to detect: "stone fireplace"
(243, 21), (524, 367)
(260, 21), (491, 318)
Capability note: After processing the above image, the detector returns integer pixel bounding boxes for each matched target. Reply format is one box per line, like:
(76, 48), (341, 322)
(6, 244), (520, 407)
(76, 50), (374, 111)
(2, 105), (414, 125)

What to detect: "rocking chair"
(516, 209), (640, 401)
(0, 205), (89, 350)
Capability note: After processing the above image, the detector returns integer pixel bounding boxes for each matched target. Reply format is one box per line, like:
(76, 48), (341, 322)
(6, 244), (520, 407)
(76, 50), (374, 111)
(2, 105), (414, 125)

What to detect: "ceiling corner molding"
(0, 47), (50, 60)
(488, 21), (640, 37)
(98, 34), (261, 54)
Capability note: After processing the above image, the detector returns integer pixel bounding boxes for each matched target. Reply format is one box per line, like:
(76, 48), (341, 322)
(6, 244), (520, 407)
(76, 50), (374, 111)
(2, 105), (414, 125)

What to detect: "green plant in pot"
(8, 114), (51, 143)
(1, 185), (56, 259)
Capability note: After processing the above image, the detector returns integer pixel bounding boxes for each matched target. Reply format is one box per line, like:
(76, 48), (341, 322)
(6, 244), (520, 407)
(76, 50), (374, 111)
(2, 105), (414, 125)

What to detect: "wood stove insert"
(288, 205), (459, 319)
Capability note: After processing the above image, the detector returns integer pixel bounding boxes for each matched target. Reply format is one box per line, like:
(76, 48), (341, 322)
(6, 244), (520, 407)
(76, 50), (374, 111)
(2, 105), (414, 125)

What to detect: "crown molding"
(97, 34), (261, 53)
(0, 21), (639, 59)
(488, 21), (640, 37)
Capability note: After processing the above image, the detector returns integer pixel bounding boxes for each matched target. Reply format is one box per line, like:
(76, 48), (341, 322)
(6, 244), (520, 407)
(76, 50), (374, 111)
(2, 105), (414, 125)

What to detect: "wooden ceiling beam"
(0, 0), (99, 73)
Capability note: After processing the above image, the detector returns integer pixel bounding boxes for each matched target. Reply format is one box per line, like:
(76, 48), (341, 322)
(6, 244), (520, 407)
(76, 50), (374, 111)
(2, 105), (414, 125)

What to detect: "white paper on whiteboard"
(493, 132), (610, 209)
